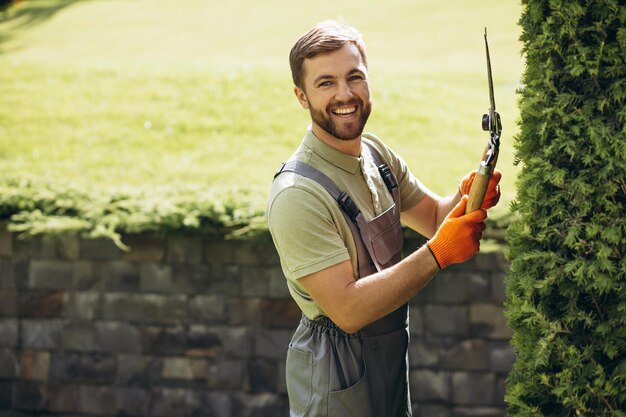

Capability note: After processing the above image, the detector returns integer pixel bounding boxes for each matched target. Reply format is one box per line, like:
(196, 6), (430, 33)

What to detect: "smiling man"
(294, 42), (371, 147)
(267, 20), (501, 417)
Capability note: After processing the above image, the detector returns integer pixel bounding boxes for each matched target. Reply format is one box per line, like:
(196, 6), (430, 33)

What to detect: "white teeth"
(333, 106), (357, 115)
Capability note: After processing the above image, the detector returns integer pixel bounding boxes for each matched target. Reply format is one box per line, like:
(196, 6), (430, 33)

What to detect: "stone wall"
(0, 225), (513, 417)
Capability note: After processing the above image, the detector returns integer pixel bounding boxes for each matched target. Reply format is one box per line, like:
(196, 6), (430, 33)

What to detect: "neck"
(311, 124), (361, 157)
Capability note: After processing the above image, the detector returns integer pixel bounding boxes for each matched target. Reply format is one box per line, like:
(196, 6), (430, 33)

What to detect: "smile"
(331, 106), (357, 116)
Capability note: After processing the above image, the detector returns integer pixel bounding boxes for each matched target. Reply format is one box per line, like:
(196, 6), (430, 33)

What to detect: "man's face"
(295, 43), (372, 142)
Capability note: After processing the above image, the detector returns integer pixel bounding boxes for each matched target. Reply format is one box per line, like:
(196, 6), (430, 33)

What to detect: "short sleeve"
(267, 185), (350, 279)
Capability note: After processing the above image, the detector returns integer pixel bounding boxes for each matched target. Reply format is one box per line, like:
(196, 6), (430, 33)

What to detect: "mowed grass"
(0, 0), (524, 222)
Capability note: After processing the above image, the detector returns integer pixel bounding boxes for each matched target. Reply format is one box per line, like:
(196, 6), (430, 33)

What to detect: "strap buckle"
(378, 164), (398, 191)
(337, 191), (360, 222)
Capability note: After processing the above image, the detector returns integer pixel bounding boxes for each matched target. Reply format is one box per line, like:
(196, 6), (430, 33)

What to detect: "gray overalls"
(274, 144), (411, 417)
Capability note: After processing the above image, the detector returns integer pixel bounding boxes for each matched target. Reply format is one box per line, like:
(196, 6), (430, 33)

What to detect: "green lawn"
(0, 0), (524, 238)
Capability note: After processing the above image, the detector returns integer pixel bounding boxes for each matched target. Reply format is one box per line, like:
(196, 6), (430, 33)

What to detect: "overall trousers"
(275, 144), (411, 417)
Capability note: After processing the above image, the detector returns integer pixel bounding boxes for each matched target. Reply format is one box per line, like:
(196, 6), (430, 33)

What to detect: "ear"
(294, 86), (309, 109)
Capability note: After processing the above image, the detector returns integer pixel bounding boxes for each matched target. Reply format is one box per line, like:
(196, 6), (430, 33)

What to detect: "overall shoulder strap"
(275, 161), (340, 199)
(274, 161), (361, 223)
(273, 158), (396, 275)
(361, 142), (399, 200)
(274, 160), (376, 274)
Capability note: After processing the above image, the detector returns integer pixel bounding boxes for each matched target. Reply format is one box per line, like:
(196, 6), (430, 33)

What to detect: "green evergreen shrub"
(506, 0), (626, 415)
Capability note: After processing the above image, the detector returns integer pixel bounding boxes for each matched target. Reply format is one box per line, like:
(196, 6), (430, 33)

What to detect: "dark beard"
(308, 98), (371, 141)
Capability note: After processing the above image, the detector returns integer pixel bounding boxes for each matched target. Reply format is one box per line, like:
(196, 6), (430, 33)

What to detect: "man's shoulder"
(362, 132), (396, 165)
(361, 131), (384, 145)
(362, 131), (394, 152)
(361, 132), (388, 147)
(267, 169), (336, 216)
(267, 140), (338, 205)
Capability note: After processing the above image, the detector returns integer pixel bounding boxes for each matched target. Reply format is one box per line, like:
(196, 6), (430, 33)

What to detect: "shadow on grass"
(0, 0), (91, 48)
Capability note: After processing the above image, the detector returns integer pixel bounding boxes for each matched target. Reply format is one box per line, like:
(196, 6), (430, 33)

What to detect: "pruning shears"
(466, 28), (502, 213)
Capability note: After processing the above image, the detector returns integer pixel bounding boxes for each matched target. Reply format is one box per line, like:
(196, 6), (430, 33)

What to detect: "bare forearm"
(337, 245), (439, 333)
(435, 190), (462, 229)
(401, 189), (463, 239)
(303, 193), (485, 333)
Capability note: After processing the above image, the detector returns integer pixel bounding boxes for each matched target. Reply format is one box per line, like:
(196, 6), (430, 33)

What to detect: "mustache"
(327, 98), (362, 110)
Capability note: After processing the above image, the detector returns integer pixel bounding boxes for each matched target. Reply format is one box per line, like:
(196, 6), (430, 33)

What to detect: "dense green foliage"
(0, 179), (266, 249)
(506, 0), (626, 415)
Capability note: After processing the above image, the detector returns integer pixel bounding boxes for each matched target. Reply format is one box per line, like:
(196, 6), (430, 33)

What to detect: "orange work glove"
(427, 196), (487, 269)
(459, 169), (502, 209)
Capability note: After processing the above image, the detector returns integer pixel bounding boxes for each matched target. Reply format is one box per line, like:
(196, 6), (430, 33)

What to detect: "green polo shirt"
(266, 130), (426, 319)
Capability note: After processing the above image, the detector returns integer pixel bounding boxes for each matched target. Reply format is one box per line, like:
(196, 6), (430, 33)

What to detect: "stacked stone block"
(404, 239), (513, 417)
(0, 223), (512, 417)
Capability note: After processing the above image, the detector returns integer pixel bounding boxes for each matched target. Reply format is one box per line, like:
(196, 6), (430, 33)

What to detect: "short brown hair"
(289, 20), (368, 89)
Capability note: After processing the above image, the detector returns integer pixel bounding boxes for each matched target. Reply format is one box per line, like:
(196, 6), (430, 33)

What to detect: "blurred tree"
(0, 0), (18, 13)
(506, 0), (626, 415)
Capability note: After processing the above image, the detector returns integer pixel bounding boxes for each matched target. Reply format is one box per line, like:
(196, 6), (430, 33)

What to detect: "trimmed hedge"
(0, 178), (267, 249)
(506, 1), (626, 416)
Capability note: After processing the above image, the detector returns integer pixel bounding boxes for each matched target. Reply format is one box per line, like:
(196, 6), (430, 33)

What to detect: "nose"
(335, 80), (353, 102)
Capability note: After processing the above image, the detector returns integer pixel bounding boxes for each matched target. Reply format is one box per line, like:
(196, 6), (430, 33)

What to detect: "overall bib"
(275, 144), (411, 417)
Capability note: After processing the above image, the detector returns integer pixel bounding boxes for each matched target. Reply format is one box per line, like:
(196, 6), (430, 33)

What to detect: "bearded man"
(266, 20), (501, 417)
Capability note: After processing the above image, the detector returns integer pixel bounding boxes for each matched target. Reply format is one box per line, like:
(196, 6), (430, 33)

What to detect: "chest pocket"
(370, 214), (403, 266)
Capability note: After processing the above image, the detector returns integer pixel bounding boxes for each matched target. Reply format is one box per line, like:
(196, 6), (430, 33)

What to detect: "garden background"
(0, 0), (523, 243)
(0, 1), (526, 416)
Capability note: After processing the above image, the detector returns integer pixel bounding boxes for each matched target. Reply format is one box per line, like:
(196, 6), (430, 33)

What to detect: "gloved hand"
(427, 196), (487, 269)
(459, 169), (502, 209)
